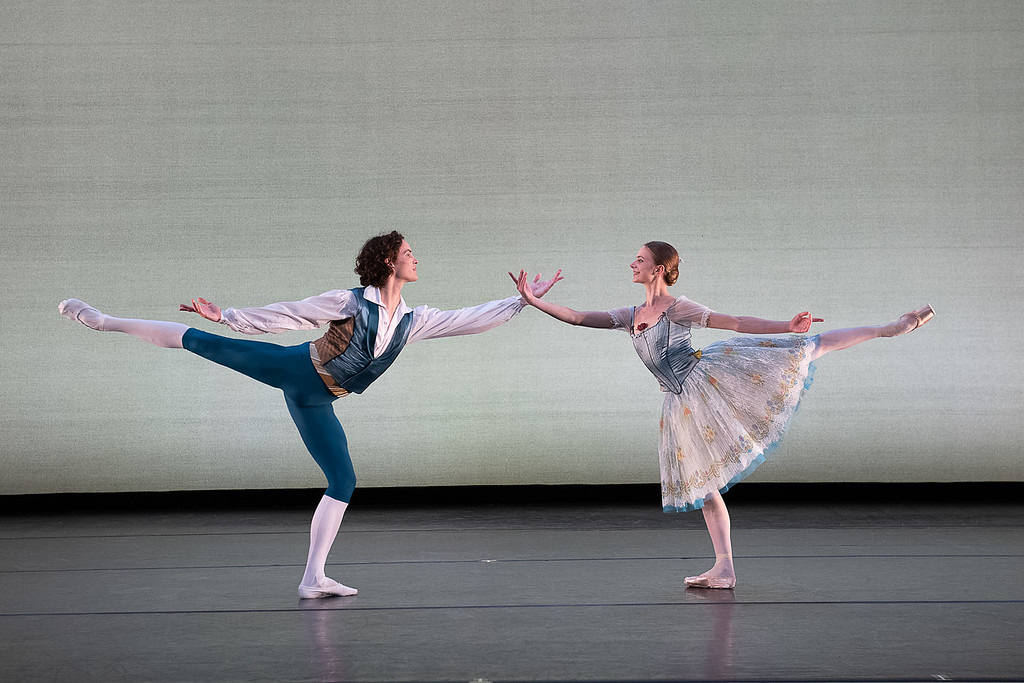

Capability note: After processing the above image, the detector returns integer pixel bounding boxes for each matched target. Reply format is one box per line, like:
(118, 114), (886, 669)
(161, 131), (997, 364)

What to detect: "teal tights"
(182, 329), (355, 502)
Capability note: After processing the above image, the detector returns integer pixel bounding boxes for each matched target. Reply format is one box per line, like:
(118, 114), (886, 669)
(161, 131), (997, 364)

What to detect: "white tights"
(63, 301), (188, 349)
(300, 495), (356, 596)
(100, 315), (188, 348)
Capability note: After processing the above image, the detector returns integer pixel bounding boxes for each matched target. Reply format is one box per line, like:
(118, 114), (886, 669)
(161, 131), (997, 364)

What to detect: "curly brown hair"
(354, 231), (405, 288)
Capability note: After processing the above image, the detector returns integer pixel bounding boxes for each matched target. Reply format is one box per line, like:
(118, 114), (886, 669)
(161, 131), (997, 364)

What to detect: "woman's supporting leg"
(60, 299), (187, 348)
(685, 491), (737, 589)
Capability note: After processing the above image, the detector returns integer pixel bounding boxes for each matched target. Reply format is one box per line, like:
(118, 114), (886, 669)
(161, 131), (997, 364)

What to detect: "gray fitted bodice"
(630, 309), (701, 394)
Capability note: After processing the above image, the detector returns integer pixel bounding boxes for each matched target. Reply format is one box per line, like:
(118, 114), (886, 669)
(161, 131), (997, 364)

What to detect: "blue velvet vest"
(312, 288), (413, 394)
(630, 308), (701, 394)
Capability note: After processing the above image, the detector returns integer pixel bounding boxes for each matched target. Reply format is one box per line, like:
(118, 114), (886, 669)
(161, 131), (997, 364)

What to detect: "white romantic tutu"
(659, 334), (819, 512)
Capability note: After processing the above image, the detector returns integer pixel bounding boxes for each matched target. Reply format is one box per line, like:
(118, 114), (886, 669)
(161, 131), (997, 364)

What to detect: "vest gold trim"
(308, 342), (349, 397)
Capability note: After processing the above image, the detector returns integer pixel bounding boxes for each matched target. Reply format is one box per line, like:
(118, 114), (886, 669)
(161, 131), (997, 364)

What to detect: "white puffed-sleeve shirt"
(219, 286), (526, 358)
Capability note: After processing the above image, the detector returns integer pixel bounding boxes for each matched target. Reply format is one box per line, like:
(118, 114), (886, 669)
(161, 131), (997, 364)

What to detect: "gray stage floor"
(1, 496), (1022, 682)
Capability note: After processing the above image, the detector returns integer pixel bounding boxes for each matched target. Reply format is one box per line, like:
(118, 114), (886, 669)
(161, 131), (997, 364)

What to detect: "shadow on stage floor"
(1, 483), (1022, 682)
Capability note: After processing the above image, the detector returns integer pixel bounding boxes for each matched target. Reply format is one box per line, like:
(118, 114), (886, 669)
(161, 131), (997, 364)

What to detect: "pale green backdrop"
(3, 1), (1022, 495)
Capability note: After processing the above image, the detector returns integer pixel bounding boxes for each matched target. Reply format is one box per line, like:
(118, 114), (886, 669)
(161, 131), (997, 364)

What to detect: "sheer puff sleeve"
(607, 307), (633, 332)
(666, 295), (713, 328)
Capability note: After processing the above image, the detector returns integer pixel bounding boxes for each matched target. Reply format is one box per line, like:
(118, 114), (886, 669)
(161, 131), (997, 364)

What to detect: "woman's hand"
(528, 269), (563, 299)
(788, 311), (823, 333)
(509, 269), (562, 305)
(179, 297), (222, 323)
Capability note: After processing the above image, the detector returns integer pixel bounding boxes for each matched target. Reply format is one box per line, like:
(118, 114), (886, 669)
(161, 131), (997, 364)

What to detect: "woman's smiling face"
(630, 245), (661, 284)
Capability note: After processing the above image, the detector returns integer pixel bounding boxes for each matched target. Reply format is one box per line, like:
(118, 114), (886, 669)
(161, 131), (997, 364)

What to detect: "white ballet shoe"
(298, 577), (358, 599)
(58, 298), (105, 330)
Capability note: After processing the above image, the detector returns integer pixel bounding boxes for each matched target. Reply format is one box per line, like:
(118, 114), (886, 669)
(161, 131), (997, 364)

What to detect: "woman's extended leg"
(811, 304), (934, 360)
(685, 492), (736, 589)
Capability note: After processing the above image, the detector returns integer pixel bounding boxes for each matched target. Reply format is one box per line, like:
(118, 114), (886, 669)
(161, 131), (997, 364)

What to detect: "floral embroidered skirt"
(659, 334), (819, 513)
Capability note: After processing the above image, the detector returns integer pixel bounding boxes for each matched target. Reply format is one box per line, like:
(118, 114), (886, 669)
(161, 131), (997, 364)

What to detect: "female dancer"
(60, 231), (560, 599)
(512, 241), (932, 589)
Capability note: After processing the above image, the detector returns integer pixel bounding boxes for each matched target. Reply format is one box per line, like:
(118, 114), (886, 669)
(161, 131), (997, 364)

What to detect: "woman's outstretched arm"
(706, 311), (822, 334)
(510, 270), (616, 329)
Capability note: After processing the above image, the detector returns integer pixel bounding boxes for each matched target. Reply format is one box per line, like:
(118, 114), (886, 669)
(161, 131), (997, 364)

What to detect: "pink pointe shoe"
(883, 304), (935, 337)
(684, 574), (736, 590)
